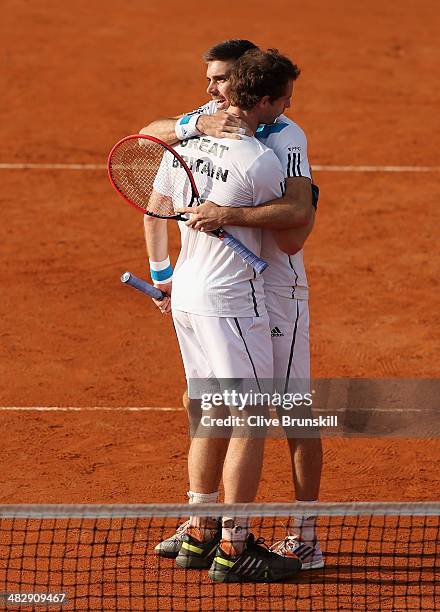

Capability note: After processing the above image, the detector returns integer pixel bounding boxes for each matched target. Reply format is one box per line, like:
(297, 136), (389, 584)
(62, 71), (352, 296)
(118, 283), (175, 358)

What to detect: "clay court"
(1, 0), (439, 610)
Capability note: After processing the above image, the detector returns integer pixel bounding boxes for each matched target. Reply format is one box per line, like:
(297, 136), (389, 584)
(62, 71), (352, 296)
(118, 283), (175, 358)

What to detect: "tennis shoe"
(208, 533), (302, 583)
(270, 534), (324, 569)
(175, 522), (222, 569)
(154, 520), (192, 558)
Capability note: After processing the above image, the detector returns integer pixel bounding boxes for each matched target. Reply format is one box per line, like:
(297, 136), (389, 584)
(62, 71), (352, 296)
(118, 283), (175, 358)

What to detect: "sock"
(187, 490), (219, 540)
(220, 517), (251, 556)
(187, 490), (219, 504)
(292, 500), (318, 544)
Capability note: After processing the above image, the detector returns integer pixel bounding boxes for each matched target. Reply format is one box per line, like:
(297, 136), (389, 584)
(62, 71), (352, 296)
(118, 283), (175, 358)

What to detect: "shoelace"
(274, 536), (297, 555)
(172, 520), (190, 541)
(248, 535), (276, 556)
(275, 531), (307, 552)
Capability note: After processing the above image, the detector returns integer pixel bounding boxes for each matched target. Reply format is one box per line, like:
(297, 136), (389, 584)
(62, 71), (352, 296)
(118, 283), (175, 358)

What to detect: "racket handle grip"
(218, 230), (268, 274)
(121, 272), (165, 300)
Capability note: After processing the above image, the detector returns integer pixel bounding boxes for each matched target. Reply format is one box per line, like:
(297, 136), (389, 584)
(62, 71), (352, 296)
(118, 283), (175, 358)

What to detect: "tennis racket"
(121, 271), (165, 300)
(108, 134), (268, 274)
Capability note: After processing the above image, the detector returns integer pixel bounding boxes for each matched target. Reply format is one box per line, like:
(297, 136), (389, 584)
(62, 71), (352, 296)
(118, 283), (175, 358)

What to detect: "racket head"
(108, 134), (200, 218)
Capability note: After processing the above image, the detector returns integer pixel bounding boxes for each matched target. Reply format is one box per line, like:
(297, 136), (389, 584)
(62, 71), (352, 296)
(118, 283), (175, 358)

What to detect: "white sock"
(221, 517), (251, 555)
(187, 490), (219, 532)
(187, 490), (219, 504)
(293, 500), (318, 544)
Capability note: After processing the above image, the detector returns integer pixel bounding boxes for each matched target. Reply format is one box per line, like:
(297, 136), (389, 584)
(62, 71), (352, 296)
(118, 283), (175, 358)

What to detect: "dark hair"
(228, 49), (300, 110)
(203, 39), (258, 62)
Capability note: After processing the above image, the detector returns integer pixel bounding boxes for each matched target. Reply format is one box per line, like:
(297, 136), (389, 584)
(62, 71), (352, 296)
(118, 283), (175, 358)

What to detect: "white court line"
(0, 406), (429, 413)
(0, 406), (183, 412)
(0, 163), (439, 172)
(312, 165), (440, 172)
(0, 163), (107, 170)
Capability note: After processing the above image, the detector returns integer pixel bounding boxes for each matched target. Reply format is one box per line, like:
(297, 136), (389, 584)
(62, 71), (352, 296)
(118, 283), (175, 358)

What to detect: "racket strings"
(109, 139), (192, 217)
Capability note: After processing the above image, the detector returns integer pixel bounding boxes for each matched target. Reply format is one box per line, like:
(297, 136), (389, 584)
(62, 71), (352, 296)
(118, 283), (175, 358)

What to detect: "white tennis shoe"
(270, 534), (325, 570)
(154, 520), (190, 558)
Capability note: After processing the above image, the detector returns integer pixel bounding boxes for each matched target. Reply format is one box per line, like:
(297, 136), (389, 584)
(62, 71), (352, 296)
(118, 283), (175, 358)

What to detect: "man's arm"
(139, 112), (251, 146)
(177, 177), (315, 255)
(143, 215), (172, 313)
(272, 208), (315, 255)
(178, 177), (313, 231)
(139, 117), (182, 145)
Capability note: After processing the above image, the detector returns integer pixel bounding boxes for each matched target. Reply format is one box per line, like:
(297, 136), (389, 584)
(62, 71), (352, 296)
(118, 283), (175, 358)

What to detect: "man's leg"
(216, 426), (266, 558)
(268, 294), (324, 568)
(175, 313), (301, 581)
(177, 396), (235, 570)
(287, 436), (322, 502)
(185, 392), (229, 495)
(222, 428), (266, 503)
(209, 403), (303, 582)
(183, 312), (273, 508)
(269, 295), (322, 502)
(155, 313), (222, 562)
(184, 314), (273, 547)
(207, 316), (273, 556)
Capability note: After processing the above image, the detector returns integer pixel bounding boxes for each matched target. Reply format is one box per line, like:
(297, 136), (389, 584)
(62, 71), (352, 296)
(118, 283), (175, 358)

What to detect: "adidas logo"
(271, 327), (284, 337)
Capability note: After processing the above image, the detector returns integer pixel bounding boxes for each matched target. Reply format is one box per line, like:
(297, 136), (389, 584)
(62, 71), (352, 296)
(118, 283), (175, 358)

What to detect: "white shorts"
(172, 310), (273, 399)
(265, 291), (310, 394)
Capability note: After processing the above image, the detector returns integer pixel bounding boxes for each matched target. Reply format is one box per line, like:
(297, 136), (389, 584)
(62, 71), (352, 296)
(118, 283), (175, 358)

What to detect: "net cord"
(1, 501), (439, 519)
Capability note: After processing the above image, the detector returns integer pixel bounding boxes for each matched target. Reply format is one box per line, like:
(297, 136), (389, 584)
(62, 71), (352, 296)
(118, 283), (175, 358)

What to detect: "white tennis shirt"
(154, 134), (285, 317)
(190, 102), (312, 300)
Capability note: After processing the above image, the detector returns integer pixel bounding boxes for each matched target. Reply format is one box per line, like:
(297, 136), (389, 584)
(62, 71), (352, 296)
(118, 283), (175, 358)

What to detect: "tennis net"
(0, 502), (439, 611)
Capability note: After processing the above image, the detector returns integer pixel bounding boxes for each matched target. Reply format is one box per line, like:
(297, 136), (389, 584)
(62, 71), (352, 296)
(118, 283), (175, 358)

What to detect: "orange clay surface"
(0, 1), (439, 609)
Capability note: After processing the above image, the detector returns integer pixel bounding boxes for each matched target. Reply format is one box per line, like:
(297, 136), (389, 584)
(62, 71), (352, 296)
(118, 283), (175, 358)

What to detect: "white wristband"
(175, 114), (201, 141)
(149, 256), (171, 271)
(153, 276), (173, 286)
(149, 256), (173, 284)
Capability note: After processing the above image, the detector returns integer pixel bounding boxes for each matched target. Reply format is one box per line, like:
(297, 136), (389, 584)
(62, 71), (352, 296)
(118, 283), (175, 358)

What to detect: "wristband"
(149, 257), (173, 284)
(175, 114), (201, 141)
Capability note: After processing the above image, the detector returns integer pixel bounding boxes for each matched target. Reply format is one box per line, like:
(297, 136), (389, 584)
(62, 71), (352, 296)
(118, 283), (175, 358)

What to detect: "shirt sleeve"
(247, 150), (285, 206)
(286, 127), (311, 179)
(263, 123), (312, 180)
(184, 100), (217, 117)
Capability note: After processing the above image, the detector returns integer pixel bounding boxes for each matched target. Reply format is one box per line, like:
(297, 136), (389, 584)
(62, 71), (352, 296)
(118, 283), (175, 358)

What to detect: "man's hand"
(197, 112), (252, 140)
(176, 202), (227, 232)
(152, 281), (172, 314)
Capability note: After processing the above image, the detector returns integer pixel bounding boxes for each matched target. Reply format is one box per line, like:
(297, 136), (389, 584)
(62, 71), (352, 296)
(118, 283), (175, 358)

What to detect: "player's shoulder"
(256, 114), (307, 143)
(187, 100), (217, 116)
(278, 113), (306, 133)
(228, 135), (276, 162)
(234, 137), (283, 175)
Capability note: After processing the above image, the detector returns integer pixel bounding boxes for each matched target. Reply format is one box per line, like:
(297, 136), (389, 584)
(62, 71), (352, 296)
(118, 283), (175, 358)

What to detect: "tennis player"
(145, 49), (304, 582)
(143, 40), (323, 572)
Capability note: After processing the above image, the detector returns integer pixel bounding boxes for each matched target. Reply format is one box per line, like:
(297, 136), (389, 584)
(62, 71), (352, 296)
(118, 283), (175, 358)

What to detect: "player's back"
(171, 135), (284, 317)
(181, 103), (313, 301)
(256, 115), (311, 300)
